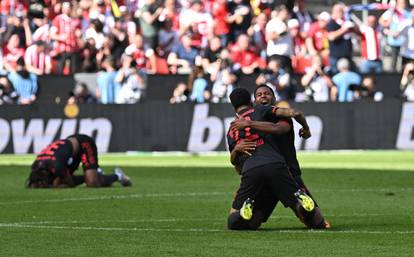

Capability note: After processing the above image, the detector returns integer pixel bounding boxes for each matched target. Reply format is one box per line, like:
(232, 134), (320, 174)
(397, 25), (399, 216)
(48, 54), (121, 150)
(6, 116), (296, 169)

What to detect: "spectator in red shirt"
(289, 19), (307, 58)
(50, 1), (82, 74)
(211, 0), (230, 46)
(358, 15), (382, 74)
(306, 11), (330, 60)
(24, 40), (52, 75)
(230, 34), (262, 74)
(124, 34), (157, 73)
(3, 33), (25, 72)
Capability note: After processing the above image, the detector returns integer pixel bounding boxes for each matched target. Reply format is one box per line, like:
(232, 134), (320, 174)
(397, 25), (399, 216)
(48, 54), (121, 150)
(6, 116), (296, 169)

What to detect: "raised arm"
(273, 108), (311, 139)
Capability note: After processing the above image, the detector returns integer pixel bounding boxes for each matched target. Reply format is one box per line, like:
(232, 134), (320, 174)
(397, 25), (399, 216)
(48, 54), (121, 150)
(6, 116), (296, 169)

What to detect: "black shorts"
(257, 175), (317, 222)
(73, 134), (99, 171)
(232, 163), (299, 211)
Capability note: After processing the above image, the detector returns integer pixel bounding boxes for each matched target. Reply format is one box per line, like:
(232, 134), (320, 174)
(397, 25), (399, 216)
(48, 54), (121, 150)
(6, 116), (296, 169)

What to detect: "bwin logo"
(187, 104), (323, 152)
(0, 118), (112, 154)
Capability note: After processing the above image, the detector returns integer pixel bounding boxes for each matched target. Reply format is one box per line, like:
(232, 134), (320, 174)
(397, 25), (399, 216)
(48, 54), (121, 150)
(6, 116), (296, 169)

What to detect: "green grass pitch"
(0, 151), (413, 257)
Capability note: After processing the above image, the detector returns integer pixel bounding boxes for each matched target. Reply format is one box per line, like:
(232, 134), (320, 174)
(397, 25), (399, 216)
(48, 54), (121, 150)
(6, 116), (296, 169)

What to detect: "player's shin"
(99, 174), (118, 187)
(293, 204), (327, 229)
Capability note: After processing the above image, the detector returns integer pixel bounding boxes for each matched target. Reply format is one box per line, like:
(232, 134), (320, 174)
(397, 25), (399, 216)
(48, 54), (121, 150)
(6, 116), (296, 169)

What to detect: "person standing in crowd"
(292, 0), (315, 37)
(24, 40), (52, 75)
(265, 5), (293, 73)
(327, 4), (356, 74)
(247, 12), (268, 58)
(394, 9), (414, 68)
(96, 57), (120, 104)
(179, 0), (213, 48)
(380, 0), (412, 72)
(301, 54), (337, 102)
(3, 33), (25, 72)
(115, 54), (146, 104)
(332, 58), (361, 102)
(137, 0), (163, 51)
(227, 0), (252, 43)
(7, 58), (37, 105)
(50, 1), (81, 74)
(189, 66), (209, 103)
(358, 15), (382, 74)
(306, 11), (330, 61)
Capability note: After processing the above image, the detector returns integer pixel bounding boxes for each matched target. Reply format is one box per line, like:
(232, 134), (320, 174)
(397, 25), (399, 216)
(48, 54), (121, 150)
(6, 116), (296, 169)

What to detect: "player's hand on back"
(234, 140), (256, 156)
(230, 117), (251, 132)
(299, 127), (311, 139)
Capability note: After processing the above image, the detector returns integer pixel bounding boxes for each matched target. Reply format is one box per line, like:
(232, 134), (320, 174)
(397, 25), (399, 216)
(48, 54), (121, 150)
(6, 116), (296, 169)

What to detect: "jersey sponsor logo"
(187, 104), (323, 152)
(0, 118), (112, 154)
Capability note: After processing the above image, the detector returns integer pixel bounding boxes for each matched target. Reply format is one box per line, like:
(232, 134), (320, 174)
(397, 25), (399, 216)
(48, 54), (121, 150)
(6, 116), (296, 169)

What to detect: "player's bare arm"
(230, 117), (291, 135)
(230, 141), (257, 174)
(273, 107), (311, 139)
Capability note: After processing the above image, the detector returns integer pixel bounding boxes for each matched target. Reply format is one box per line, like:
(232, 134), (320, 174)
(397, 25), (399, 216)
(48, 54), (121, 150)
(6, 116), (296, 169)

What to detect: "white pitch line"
(0, 223), (413, 235)
(0, 188), (412, 205)
(0, 191), (230, 205)
(9, 213), (391, 226)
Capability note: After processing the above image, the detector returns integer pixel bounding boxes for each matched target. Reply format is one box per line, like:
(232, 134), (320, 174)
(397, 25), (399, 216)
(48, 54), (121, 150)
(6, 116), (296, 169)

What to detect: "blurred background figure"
(96, 57), (120, 104)
(189, 66), (208, 103)
(0, 74), (18, 105)
(332, 58), (361, 102)
(115, 54), (146, 104)
(256, 58), (294, 101)
(7, 58), (37, 105)
(358, 15), (382, 74)
(170, 82), (189, 104)
(301, 55), (337, 102)
(353, 75), (383, 102)
(24, 40), (52, 75)
(380, 0), (412, 72)
(68, 82), (96, 104)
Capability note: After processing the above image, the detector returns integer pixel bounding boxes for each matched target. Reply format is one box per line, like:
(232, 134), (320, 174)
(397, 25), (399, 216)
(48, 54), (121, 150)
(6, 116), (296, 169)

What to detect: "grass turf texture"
(0, 151), (413, 257)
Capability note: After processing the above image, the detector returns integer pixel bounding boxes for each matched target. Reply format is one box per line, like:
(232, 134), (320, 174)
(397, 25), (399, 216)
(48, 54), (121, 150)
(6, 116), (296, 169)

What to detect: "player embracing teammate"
(226, 86), (330, 230)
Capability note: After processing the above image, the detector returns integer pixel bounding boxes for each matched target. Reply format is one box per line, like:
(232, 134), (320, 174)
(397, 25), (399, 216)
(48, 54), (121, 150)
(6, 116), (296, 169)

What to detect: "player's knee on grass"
(292, 204), (326, 229)
(227, 211), (264, 230)
(84, 169), (101, 187)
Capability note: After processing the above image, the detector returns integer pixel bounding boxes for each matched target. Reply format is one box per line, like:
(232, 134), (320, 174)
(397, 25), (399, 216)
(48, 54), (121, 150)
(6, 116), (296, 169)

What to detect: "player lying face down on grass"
(228, 84), (330, 229)
(226, 87), (328, 230)
(27, 134), (132, 188)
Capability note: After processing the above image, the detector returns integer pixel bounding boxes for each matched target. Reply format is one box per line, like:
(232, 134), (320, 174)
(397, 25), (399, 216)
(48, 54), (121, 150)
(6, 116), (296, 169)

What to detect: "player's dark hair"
(254, 84), (275, 97)
(229, 88), (251, 110)
(26, 169), (53, 188)
(27, 161), (53, 188)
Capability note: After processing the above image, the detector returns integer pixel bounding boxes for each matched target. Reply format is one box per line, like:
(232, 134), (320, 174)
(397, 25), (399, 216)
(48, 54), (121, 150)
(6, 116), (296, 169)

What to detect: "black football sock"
(72, 175), (85, 186)
(100, 174), (118, 187)
(227, 212), (251, 230)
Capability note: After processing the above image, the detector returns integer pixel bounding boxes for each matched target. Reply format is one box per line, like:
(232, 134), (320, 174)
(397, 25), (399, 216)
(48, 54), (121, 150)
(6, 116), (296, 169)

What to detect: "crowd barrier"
(0, 100), (413, 153)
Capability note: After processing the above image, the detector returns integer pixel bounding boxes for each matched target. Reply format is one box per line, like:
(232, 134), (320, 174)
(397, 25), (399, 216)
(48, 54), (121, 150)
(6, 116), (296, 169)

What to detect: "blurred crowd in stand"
(1, 0), (413, 104)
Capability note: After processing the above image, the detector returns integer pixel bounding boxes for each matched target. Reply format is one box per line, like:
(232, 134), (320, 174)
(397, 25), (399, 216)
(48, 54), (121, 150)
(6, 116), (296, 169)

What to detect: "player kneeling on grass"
(27, 134), (132, 188)
(226, 88), (328, 230)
